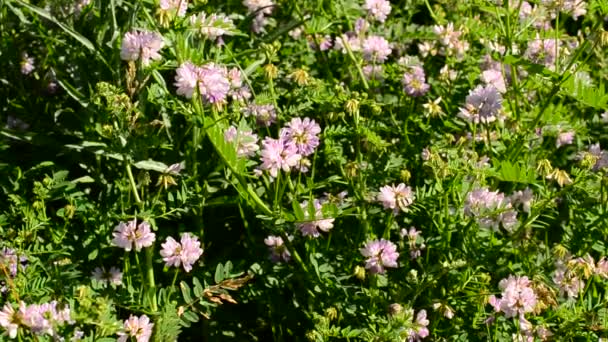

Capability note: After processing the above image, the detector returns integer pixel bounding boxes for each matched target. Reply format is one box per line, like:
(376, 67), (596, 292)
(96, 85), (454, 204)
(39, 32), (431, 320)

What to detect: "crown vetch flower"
(120, 31), (164, 66)
(224, 126), (260, 157)
(378, 183), (415, 214)
(488, 275), (537, 318)
(402, 66), (430, 97)
(458, 84), (502, 124)
(243, 104), (277, 127)
(160, 233), (204, 272)
(360, 239), (399, 274)
(362, 36), (392, 63)
(260, 137), (301, 177)
(160, 0), (188, 17)
(20, 54), (35, 75)
(112, 219), (156, 252)
(117, 315), (154, 342)
(264, 235), (291, 262)
(297, 199), (335, 238)
(363, 0), (391, 22)
(174, 62), (230, 103)
(407, 309), (430, 341)
(91, 266), (123, 286)
(280, 117), (321, 156)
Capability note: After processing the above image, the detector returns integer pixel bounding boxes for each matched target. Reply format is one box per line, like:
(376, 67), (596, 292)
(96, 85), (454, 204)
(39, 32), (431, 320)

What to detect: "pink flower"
(378, 183), (415, 214)
(0, 304), (19, 338)
(243, 104), (277, 126)
(174, 62), (199, 98)
(174, 62), (230, 103)
(488, 275), (537, 318)
(362, 36), (392, 63)
(464, 188), (518, 232)
(224, 126), (259, 157)
(117, 315), (154, 342)
(408, 309), (430, 340)
(20, 53), (35, 75)
(297, 200), (335, 238)
(120, 31), (164, 66)
(363, 0), (391, 22)
(159, 0), (188, 17)
(160, 233), (204, 272)
(556, 131), (575, 148)
(280, 117), (321, 156)
(360, 239), (399, 274)
(402, 66), (430, 97)
(260, 137), (301, 177)
(264, 235), (291, 262)
(112, 219), (156, 252)
(91, 266), (123, 286)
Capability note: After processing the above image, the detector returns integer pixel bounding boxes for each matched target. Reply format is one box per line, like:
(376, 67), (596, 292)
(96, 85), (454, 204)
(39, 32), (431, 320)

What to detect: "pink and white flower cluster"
(160, 233), (204, 272)
(259, 117), (321, 177)
(189, 12), (235, 40)
(488, 275), (537, 318)
(159, 0), (188, 17)
(297, 199), (335, 238)
(363, 0), (391, 22)
(91, 266), (123, 287)
(264, 235), (292, 262)
(378, 183), (415, 214)
(112, 219), (156, 252)
(360, 239), (399, 274)
(224, 126), (260, 157)
(117, 314), (154, 342)
(0, 301), (73, 339)
(464, 188), (518, 232)
(120, 30), (164, 66)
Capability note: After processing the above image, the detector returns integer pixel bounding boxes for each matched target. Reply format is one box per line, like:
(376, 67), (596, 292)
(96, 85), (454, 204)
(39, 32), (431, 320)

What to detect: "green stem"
(125, 162), (142, 204)
(145, 247), (158, 312)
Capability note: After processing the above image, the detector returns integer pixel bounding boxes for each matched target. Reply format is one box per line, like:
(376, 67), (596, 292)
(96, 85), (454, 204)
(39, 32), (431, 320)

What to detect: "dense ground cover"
(1, 0), (608, 340)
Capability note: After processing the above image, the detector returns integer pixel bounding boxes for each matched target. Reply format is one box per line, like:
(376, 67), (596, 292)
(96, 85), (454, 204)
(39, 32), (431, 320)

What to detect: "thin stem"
(126, 162), (142, 204)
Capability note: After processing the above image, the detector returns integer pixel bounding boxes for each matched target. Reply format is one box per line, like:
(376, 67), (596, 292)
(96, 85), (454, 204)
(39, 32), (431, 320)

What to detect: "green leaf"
(133, 160), (169, 173)
(214, 263), (224, 284)
(180, 281), (193, 303)
(192, 277), (204, 297)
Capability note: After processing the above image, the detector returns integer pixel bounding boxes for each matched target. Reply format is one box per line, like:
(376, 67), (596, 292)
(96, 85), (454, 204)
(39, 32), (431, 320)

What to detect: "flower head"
(280, 117), (321, 156)
(402, 66), (430, 97)
(112, 219), (156, 252)
(91, 266), (123, 287)
(260, 137), (301, 177)
(362, 36), (392, 63)
(464, 188), (518, 232)
(360, 239), (399, 274)
(160, 233), (204, 272)
(264, 235), (291, 262)
(20, 54), (35, 75)
(117, 315), (154, 342)
(297, 199), (335, 237)
(224, 126), (260, 157)
(159, 0), (188, 17)
(459, 85), (503, 124)
(488, 275), (537, 318)
(378, 183), (415, 214)
(363, 0), (391, 22)
(243, 104), (277, 127)
(120, 31), (164, 66)
(189, 12), (235, 40)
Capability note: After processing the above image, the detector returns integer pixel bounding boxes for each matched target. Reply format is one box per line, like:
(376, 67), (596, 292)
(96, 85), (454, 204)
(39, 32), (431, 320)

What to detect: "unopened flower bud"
(264, 64), (279, 79)
(289, 68), (310, 86)
(400, 169), (411, 182)
(64, 204), (76, 219)
(354, 265), (366, 280)
(388, 303), (403, 316)
(325, 307), (338, 321)
(345, 99), (360, 116)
